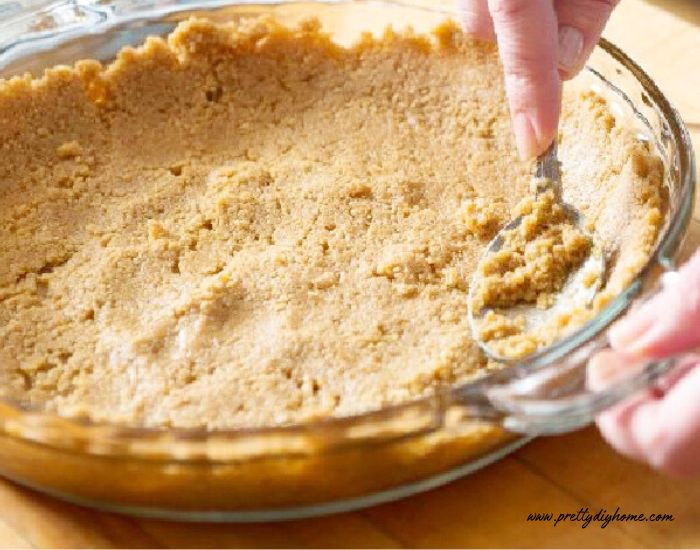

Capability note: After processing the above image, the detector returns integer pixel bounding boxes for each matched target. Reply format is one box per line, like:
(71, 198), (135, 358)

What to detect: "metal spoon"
(467, 141), (606, 361)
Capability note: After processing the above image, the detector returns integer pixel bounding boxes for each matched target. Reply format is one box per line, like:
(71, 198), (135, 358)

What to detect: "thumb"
(487, 0), (561, 159)
(555, 0), (620, 79)
(610, 249), (700, 359)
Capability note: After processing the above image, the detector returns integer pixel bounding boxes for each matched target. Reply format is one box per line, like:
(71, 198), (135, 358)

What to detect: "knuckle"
(585, 0), (620, 12)
(502, 72), (537, 110)
(574, 0), (620, 15)
(503, 57), (548, 77)
(556, 0), (618, 31)
(503, 64), (558, 99)
(488, 0), (531, 21)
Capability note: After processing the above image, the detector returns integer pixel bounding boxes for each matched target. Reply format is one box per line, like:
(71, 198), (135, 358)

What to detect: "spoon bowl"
(467, 142), (607, 362)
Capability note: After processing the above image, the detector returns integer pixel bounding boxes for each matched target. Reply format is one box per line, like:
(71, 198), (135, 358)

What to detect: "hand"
(588, 249), (700, 477)
(459, 0), (620, 159)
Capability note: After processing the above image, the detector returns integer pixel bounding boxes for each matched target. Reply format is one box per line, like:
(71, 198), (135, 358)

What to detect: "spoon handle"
(535, 140), (560, 180)
(532, 141), (562, 197)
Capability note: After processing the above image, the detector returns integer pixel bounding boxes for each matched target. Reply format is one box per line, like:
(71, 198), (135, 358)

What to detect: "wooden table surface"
(1, 0), (699, 547)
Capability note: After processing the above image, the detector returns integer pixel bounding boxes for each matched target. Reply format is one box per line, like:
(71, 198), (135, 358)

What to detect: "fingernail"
(587, 352), (620, 391)
(587, 351), (644, 391)
(558, 25), (585, 77)
(512, 112), (540, 160)
(609, 303), (657, 352)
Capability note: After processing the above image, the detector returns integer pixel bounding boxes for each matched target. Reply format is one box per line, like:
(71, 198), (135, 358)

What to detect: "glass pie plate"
(0, 0), (695, 522)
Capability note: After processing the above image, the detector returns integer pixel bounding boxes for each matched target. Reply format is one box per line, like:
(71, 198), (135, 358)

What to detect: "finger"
(626, 356), (700, 476)
(487, 0), (562, 159)
(596, 396), (648, 462)
(459, 0), (495, 40)
(610, 250), (700, 359)
(554, 0), (620, 79)
(595, 354), (700, 477)
(587, 349), (643, 391)
(590, 351), (650, 461)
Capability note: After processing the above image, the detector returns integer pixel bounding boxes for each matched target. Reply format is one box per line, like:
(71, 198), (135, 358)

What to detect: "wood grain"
(0, 0), (698, 547)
